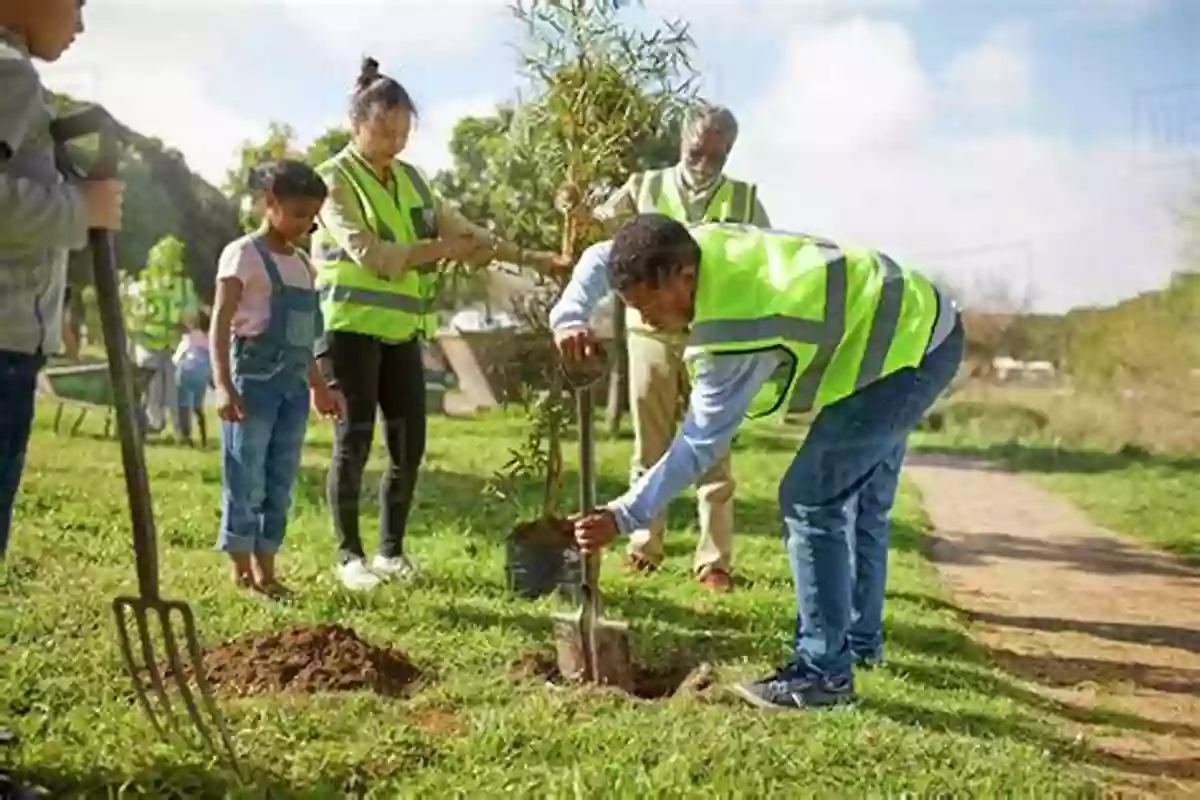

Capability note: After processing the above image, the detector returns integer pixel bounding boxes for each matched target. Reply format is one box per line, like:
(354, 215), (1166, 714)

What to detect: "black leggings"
(318, 332), (427, 564)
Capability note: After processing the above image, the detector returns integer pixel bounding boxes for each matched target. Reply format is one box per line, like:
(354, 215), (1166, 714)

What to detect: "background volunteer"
(314, 57), (566, 591)
(130, 255), (199, 436)
(559, 104), (770, 592)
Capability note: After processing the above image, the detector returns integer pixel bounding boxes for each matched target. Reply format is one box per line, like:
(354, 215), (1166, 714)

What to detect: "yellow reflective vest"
(311, 147), (441, 342)
(628, 168), (759, 337)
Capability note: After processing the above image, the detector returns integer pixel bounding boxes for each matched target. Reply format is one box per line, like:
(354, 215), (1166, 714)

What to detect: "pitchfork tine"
(131, 603), (184, 740)
(157, 605), (216, 750)
(174, 604), (241, 772)
(113, 601), (165, 738)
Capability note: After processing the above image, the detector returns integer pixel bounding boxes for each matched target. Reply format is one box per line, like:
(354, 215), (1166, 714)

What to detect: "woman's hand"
(525, 249), (573, 275)
(437, 235), (486, 263)
(215, 382), (244, 422)
(311, 384), (346, 420)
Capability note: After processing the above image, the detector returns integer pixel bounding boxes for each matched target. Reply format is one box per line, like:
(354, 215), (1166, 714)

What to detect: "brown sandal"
(623, 553), (659, 573)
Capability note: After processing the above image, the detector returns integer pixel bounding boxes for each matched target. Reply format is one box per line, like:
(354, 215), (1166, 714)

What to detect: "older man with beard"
(551, 105), (770, 592)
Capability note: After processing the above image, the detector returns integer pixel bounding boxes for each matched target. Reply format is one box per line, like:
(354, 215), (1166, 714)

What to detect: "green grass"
(2, 407), (1107, 797)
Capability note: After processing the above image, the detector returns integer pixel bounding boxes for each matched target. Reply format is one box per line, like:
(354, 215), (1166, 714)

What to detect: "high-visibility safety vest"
(628, 169), (759, 338)
(311, 147), (441, 342)
(635, 168), (757, 225)
(134, 274), (195, 351)
(683, 223), (942, 418)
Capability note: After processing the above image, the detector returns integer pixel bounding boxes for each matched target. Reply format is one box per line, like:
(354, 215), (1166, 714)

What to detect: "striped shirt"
(0, 28), (89, 356)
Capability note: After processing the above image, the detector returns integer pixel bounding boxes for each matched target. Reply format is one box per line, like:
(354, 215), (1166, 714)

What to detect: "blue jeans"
(176, 357), (210, 411)
(217, 370), (310, 554)
(779, 318), (964, 678)
(0, 351), (43, 558)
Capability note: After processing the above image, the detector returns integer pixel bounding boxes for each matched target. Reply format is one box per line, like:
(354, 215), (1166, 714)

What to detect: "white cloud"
(748, 18), (933, 155)
(39, 4), (267, 186)
(945, 25), (1032, 117)
(38, 0), (512, 187)
(729, 18), (1196, 312)
(278, 0), (511, 64)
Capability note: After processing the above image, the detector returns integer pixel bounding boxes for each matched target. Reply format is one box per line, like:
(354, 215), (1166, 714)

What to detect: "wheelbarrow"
(38, 360), (154, 438)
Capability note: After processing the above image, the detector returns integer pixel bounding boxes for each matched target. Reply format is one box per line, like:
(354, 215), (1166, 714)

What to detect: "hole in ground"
(510, 649), (717, 700)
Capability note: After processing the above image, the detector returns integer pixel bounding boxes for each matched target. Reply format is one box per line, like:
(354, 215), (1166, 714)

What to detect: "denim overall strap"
(232, 238), (318, 380)
(251, 238), (288, 293)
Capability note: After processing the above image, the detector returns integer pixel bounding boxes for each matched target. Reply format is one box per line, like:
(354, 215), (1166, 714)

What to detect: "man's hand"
(554, 326), (604, 366)
(573, 509), (619, 553)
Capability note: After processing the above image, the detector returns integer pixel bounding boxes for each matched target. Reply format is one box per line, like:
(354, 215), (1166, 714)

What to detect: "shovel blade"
(551, 612), (635, 692)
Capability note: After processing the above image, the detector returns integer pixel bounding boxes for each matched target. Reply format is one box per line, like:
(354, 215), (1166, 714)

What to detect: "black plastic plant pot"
(505, 535), (582, 602)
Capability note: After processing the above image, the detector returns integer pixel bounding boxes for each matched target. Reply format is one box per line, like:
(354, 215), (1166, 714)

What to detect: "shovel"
(551, 366), (635, 691)
(53, 105), (240, 772)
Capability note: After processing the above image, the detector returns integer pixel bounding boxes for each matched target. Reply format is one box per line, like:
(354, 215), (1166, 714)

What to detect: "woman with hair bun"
(314, 57), (563, 591)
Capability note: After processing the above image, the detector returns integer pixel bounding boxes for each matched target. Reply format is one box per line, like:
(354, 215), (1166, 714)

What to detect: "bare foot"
(251, 552), (291, 600)
(255, 578), (293, 601)
(229, 553), (255, 589)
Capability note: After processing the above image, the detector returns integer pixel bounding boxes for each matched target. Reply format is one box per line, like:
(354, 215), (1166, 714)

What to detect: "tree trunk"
(605, 297), (627, 436)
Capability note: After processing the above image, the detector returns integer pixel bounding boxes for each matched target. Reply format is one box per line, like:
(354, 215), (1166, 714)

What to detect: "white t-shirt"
(216, 234), (315, 338)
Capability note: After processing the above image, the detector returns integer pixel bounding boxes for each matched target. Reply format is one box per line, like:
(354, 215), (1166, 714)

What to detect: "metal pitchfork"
(52, 105), (241, 772)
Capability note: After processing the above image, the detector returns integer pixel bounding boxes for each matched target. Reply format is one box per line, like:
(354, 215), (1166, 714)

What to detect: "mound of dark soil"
(158, 623), (421, 698)
(510, 649), (716, 701)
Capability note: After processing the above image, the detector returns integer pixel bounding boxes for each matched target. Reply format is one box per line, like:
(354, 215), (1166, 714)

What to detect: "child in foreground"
(210, 159), (344, 598)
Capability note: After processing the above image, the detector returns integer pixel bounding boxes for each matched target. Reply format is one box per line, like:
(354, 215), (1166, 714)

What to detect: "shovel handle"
(60, 108), (161, 599)
(574, 377), (605, 635)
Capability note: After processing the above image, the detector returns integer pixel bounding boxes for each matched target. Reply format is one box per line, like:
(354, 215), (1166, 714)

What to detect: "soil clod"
(509, 517), (576, 548)
(510, 649), (715, 700)
(153, 623), (421, 698)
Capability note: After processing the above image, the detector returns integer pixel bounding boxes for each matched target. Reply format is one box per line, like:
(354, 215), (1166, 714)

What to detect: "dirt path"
(905, 453), (1200, 797)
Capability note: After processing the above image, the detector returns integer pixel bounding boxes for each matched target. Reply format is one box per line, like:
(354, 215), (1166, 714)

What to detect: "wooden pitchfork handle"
(54, 106), (161, 600)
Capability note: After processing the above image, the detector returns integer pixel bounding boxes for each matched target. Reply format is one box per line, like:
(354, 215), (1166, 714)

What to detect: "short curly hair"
(607, 214), (702, 292)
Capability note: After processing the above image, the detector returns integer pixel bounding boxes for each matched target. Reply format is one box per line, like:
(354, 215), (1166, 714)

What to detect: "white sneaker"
(371, 554), (418, 581)
(338, 559), (381, 591)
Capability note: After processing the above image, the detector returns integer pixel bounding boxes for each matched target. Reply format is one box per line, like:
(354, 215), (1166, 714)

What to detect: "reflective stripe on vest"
(684, 224), (939, 416)
(311, 148), (440, 341)
(636, 169), (755, 224)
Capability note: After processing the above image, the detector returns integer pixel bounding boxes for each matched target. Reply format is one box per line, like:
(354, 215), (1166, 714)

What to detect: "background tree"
(224, 123), (353, 232)
(480, 0), (699, 524)
(49, 93), (239, 349)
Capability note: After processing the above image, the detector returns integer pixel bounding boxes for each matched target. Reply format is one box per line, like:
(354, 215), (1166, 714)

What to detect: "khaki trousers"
(626, 330), (735, 574)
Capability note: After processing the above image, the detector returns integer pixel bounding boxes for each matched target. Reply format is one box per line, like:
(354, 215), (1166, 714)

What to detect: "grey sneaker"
(372, 554), (418, 581)
(730, 667), (856, 710)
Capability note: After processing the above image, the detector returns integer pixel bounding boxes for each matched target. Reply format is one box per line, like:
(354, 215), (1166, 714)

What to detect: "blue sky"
(39, 0), (1200, 311)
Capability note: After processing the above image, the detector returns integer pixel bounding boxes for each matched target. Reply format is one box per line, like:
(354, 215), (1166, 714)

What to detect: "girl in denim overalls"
(210, 159), (344, 598)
